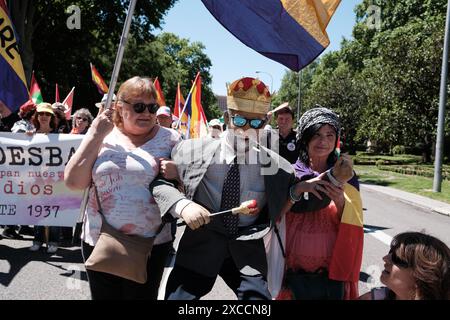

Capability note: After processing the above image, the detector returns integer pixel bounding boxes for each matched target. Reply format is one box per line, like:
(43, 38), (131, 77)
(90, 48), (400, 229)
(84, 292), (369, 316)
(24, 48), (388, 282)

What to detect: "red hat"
(19, 99), (36, 115)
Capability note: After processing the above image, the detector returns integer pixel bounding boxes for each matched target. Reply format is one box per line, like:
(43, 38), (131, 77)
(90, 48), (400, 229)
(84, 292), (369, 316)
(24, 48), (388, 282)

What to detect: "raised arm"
(64, 108), (114, 190)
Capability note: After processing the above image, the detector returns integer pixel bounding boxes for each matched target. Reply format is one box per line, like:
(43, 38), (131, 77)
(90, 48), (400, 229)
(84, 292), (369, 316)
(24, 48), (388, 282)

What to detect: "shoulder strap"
(92, 182), (104, 216)
(273, 223), (286, 258)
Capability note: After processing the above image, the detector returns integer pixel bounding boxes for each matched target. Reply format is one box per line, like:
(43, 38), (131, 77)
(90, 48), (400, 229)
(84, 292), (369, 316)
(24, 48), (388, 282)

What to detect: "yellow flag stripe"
(341, 183), (363, 227)
(0, 7), (27, 87)
(281, 0), (341, 48)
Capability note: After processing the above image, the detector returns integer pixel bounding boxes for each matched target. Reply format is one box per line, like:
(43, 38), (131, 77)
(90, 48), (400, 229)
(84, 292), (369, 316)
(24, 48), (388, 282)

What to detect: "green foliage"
(355, 165), (450, 203)
(352, 153), (421, 165)
(10, 1), (220, 120)
(392, 145), (406, 155)
(377, 164), (450, 180)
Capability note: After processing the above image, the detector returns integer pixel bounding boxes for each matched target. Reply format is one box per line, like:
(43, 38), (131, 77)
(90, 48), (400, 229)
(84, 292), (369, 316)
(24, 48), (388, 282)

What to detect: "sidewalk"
(361, 183), (450, 217)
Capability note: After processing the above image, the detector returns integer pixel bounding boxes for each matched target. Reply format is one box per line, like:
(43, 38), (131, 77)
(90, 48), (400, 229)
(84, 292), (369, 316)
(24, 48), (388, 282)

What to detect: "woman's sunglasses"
(38, 112), (53, 117)
(389, 248), (409, 268)
(76, 117), (88, 122)
(231, 115), (266, 129)
(120, 100), (159, 114)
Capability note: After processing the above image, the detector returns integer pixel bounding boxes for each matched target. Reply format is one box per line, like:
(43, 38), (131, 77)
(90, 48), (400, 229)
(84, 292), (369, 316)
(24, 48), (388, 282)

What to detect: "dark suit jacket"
(150, 136), (295, 277)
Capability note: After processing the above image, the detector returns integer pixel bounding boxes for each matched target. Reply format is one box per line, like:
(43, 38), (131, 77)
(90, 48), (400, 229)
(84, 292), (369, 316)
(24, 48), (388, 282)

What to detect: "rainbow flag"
(90, 63), (109, 94)
(153, 77), (166, 106)
(30, 71), (43, 104)
(178, 73), (208, 139)
(173, 83), (185, 119)
(0, 0), (29, 113)
(201, 0), (341, 71)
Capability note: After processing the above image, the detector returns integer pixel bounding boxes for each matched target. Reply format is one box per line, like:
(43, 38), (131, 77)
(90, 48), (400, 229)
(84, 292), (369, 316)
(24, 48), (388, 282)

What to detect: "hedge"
(377, 165), (450, 181)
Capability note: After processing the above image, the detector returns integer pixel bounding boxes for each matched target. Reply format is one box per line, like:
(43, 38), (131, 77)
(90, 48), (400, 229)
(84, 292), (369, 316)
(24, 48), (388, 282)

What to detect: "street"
(1, 185), (449, 300)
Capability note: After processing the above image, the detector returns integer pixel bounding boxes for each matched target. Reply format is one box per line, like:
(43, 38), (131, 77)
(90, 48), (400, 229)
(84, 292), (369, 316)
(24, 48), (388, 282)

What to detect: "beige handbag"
(84, 184), (155, 284)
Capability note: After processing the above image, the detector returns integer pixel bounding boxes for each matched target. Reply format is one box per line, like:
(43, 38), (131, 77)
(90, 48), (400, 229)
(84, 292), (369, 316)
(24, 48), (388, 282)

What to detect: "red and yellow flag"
(90, 63), (108, 95)
(153, 77), (166, 106)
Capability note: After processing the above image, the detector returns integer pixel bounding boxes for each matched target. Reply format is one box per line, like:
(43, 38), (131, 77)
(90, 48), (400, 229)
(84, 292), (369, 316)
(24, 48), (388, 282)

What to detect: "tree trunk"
(9, 0), (35, 87)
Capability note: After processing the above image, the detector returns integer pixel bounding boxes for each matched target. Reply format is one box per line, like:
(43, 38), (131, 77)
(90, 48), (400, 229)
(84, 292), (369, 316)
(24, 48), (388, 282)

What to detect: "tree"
(271, 61), (318, 122)
(357, 17), (445, 155)
(8, 0), (176, 111)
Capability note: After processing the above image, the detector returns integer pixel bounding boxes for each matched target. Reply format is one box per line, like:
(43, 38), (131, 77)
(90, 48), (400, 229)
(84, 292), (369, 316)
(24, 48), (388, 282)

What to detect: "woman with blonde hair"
(65, 76), (181, 300)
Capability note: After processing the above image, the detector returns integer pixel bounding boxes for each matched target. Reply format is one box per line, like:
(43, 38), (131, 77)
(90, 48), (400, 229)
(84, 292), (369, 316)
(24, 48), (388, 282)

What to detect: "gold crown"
(227, 77), (271, 114)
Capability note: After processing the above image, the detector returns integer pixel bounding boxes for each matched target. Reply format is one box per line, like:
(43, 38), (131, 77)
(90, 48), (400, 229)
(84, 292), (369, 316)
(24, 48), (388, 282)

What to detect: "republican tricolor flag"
(328, 177), (364, 299)
(0, 0), (28, 114)
(177, 72), (208, 139)
(201, 0), (341, 71)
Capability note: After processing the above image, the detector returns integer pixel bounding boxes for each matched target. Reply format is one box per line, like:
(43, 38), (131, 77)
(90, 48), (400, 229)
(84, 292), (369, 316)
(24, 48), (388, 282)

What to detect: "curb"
(360, 184), (450, 218)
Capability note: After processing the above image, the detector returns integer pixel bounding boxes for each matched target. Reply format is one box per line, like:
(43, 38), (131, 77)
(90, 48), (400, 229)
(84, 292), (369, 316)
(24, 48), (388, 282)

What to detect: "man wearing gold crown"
(150, 77), (295, 300)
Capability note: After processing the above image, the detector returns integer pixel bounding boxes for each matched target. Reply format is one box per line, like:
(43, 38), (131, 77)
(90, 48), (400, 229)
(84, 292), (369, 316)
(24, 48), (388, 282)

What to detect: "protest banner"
(0, 132), (84, 226)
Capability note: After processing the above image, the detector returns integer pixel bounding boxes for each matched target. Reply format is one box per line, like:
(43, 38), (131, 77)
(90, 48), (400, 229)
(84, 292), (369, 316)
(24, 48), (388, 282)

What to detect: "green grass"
(355, 165), (450, 204)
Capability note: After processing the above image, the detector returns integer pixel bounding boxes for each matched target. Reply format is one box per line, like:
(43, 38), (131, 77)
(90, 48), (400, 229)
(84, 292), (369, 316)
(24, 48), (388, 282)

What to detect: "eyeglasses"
(389, 248), (409, 268)
(76, 117), (88, 122)
(120, 99), (159, 114)
(38, 112), (52, 117)
(231, 115), (267, 129)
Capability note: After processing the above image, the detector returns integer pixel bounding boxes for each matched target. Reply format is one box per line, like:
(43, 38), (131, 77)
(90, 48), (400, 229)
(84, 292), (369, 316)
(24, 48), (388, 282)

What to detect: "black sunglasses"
(231, 115), (267, 129)
(120, 100), (159, 114)
(389, 248), (409, 268)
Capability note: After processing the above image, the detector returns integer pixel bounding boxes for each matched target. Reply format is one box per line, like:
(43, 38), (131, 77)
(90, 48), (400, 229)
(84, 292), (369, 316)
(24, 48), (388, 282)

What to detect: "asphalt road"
(1, 185), (449, 300)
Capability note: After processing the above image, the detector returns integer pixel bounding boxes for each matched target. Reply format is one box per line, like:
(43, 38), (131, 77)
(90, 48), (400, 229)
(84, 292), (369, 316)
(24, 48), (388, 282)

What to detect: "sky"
(156, 0), (362, 96)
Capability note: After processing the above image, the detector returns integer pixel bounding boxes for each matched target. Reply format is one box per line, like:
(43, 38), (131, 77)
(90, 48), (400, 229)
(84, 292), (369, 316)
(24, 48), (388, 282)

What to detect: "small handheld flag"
(90, 63), (109, 95)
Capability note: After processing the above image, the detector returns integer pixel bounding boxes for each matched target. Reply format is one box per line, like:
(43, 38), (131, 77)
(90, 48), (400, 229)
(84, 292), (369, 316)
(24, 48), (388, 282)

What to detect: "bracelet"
(327, 170), (343, 187)
(289, 185), (302, 203)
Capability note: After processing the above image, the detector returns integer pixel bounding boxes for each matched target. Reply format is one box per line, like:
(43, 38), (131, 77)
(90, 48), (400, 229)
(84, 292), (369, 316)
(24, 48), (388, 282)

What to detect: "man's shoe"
(2, 230), (24, 240)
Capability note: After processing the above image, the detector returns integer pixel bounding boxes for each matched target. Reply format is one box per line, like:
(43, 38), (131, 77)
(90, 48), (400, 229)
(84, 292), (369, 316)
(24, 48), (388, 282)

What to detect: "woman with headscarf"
(277, 106), (363, 300)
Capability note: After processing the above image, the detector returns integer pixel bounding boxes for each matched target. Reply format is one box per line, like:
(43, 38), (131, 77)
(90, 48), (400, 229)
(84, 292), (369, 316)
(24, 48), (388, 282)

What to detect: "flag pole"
(104, 0), (138, 110)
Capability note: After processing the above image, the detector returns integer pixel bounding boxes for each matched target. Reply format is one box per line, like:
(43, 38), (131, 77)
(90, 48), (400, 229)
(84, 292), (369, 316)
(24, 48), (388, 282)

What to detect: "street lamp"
(255, 71), (274, 95)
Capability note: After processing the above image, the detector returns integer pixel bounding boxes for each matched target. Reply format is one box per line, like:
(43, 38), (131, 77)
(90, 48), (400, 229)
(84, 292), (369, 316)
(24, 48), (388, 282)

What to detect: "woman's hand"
(160, 158), (180, 181)
(322, 183), (345, 213)
(89, 105), (115, 138)
(293, 172), (333, 200)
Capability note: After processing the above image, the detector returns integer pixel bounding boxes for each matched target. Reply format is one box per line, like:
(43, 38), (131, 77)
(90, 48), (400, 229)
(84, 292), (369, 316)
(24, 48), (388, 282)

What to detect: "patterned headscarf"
(296, 106), (340, 142)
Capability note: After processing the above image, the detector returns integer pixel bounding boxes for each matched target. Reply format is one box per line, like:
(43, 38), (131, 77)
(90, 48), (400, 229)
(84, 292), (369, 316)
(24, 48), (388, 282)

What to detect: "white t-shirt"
(82, 126), (181, 246)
